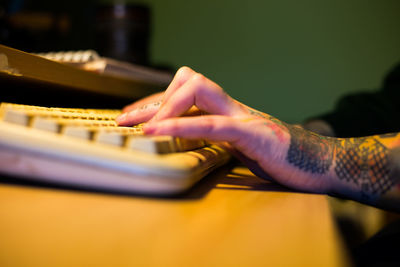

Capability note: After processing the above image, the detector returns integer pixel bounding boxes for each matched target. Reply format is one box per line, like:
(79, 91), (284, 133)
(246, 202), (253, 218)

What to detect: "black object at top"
(314, 63), (400, 137)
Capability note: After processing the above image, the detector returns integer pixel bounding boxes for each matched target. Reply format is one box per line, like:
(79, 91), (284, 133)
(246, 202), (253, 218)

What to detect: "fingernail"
(143, 123), (156, 134)
(115, 113), (127, 123)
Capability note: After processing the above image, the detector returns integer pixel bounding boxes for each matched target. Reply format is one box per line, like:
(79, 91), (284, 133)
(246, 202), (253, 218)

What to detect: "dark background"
(1, 0), (400, 122)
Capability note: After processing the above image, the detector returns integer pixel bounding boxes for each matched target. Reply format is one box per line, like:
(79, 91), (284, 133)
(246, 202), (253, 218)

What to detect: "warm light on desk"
(0, 166), (349, 266)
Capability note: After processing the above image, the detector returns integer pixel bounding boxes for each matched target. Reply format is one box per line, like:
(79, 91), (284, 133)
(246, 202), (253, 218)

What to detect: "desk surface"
(0, 166), (348, 267)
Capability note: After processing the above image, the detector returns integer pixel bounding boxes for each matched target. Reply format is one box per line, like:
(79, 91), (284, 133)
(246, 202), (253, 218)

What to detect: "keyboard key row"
(0, 103), (206, 154)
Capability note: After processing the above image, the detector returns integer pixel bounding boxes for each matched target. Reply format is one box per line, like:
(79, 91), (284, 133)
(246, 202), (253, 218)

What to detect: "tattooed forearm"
(286, 125), (334, 174)
(334, 136), (400, 202)
(246, 106), (400, 205)
(247, 108), (335, 175)
(284, 125), (400, 204)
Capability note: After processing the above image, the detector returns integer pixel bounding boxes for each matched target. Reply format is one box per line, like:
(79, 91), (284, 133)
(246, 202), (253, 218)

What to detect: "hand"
(122, 91), (164, 113)
(116, 67), (332, 193)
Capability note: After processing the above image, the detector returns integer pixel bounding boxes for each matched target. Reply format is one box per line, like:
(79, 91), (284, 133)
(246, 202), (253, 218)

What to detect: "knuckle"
(192, 73), (206, 84)
(191, 73), (211, 97)
(177, 66), (194, 76)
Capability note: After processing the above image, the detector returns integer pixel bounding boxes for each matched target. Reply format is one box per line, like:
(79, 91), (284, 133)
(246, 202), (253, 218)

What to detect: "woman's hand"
(116, 66), (400, 211)
(116, 66), (333, 193)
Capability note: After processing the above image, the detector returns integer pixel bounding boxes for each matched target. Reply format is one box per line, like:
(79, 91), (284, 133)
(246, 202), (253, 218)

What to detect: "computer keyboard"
(0, 103), (230, 194)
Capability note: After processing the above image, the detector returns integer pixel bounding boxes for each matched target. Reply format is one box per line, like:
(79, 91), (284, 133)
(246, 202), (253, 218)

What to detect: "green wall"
(136, 0), (400, 123)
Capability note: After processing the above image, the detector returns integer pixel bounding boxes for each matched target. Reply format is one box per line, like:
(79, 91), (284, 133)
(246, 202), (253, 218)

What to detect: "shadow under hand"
(182, 162), (296, 199)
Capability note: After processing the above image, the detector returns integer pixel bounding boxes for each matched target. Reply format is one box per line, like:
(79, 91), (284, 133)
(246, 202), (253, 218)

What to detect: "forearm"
(279, 123), (400, 211)
(328, 134), (400, 212)
(250, 111), (400, 212)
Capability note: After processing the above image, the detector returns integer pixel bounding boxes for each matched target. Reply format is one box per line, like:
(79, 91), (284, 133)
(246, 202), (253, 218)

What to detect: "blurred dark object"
(0, 0), (98, 53)
(3, 11), (71, 51)
(306, 62), (400, 137)
(0, 0), (74, 52)
(95, 3), (151, 65)
(352, 219), (400, 267)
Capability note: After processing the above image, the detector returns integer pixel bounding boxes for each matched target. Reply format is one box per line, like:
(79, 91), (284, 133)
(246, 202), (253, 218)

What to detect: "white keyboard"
(0, 103), (230, 195)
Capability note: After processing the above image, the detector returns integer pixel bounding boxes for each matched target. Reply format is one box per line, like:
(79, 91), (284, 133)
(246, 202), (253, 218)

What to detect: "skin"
(116, 66), (400, 212)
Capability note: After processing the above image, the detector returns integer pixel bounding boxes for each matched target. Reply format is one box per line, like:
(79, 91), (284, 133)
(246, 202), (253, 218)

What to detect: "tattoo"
(247, 108), (288, 142)
(334, 138), (398, 200)
(140, 101), (162, 111)
(247, 106), (399, 202)
(286, 125), (333, 174)
(128, 101), (162, 116)
(247, 108), (268, 119)
(267, 112), (400, 206)
(264, 121), (286, 142)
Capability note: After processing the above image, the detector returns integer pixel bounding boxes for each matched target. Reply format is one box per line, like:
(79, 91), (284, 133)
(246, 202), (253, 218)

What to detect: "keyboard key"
(95, 127), (143, 147)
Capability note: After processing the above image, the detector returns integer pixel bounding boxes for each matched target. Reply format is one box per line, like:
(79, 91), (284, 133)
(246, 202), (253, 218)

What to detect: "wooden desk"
(0, 166), (348, 267)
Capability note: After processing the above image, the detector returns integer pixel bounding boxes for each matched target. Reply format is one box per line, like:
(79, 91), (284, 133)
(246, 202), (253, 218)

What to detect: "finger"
(122, 92), (164, 113)
(117, 67), (197, 126)
(116, 101), (162, 126)
(152, 73), (245, 122)
(162, 66), (197, 103)
(116, 102), (207, 126)
(122, 66), (196, 113)
(144, 115), (244, 143)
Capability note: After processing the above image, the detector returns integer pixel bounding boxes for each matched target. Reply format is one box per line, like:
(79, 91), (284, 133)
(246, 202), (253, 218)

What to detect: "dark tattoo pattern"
(335, 138), (396, 197)
(272, 111), (399, 204)
(247, 106), (399, 202)
(286, 126), (333, 174)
